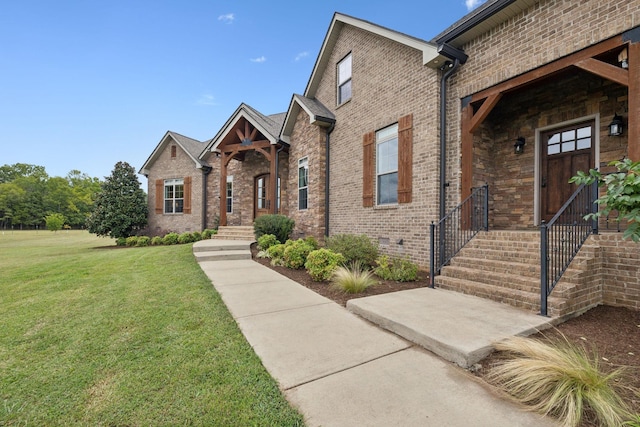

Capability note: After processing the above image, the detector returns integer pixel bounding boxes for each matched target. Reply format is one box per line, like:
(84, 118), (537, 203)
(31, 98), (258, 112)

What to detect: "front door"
(254, 174), (270, 219)
(540, 121), (595, 222)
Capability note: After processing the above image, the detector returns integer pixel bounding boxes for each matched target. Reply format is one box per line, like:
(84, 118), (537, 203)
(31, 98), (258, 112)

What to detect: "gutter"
(324, 121), (336, 237)
(201, 165), (212, 230)
(274, 143), (288, 214)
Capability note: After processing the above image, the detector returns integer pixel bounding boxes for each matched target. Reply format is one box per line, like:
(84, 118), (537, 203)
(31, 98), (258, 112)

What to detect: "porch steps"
(434, 231), (586, 318)
(193, 239), (252, 262)
(211, 226), (256, 241)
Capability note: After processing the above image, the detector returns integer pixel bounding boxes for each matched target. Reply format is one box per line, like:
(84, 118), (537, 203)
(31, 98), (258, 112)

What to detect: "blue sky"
(0, 0), (486, 182)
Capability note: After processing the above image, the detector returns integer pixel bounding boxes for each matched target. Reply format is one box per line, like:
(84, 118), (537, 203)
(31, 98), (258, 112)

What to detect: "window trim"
(164, 178), (184, 214)
(337, 53), (352, 105)
(298, 156), (309, 210)
(376, 124), (399, 206)
(226, 175), (233, 214)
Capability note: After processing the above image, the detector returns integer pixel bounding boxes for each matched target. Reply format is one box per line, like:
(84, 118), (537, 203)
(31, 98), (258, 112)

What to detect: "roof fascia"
(139, 132), (202, 176)
(281, 95), (335, 143)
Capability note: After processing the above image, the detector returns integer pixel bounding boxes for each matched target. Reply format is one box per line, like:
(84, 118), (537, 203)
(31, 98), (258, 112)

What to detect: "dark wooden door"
(541, 121), (595, 222)
(254, 174), (270, 219)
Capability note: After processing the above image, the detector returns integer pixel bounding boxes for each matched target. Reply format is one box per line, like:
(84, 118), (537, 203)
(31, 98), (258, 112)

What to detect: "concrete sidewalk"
(194, 240), (557, 426)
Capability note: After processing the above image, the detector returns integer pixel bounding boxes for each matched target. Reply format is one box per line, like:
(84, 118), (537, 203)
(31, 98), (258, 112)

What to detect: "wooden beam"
(629, 42), (640, 161)
(460, 104), (474, 202)
(469, 93), (503, 133)
(574, 58), (629, 87)
(219, 152), (227, 226)
(471, 35), (625, 102)
(235, 128), (245, 141)
(249, 127), (258, 142)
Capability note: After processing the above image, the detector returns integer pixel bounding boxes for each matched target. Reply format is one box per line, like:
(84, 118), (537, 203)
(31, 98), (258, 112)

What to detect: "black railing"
(540, 180), (598, 316)
(430, 184), (489, 286)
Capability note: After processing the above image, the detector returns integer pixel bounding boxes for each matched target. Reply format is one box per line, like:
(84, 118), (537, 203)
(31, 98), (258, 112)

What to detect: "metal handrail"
(430, 184), (489, 286)
(540, 180), (598, 316)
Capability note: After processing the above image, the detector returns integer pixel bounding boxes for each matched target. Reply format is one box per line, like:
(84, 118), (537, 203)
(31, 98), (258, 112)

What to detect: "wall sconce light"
(609, 114), (624, 136)
(514, 137), (526, 154)
(619, 48), (629, 69)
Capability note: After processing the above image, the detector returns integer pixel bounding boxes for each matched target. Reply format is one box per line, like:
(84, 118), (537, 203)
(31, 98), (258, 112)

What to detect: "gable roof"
(281, 94), (335, 143)
(139, 131), (208, 176)
(200, 103), (286, 156)
(304, 12), (441, 98)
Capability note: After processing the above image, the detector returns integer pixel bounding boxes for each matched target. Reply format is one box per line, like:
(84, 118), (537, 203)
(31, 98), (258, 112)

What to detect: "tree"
(86, 161), (147, 239)
(571, 158), (640, 241)
(45, 213), (66, 232)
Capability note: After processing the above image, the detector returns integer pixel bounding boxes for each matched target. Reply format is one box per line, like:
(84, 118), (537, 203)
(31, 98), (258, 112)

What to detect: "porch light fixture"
(608, 114), (624, 136)
(514, 137), (526, 154)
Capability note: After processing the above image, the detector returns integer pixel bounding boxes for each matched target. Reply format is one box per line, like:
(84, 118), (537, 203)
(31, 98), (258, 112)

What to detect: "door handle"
(541, 177), (547, 188)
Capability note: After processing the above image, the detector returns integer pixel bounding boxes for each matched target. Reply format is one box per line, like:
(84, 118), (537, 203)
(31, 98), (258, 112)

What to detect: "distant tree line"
(0, 163), (102, 230)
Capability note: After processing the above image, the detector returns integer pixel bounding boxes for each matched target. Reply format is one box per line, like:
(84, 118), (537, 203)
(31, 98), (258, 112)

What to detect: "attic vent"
(171, 145), (177, 158)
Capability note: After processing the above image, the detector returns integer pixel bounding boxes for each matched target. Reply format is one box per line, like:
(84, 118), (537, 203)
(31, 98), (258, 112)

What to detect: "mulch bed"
(250, 244), (640, 417)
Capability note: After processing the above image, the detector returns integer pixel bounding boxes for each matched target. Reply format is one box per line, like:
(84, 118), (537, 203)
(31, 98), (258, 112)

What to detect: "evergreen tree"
(86, 161), (147, 239)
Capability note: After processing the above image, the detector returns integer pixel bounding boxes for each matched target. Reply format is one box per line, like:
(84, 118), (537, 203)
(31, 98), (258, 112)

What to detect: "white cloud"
(294, 51), (309, 62)
(218, 13), (234, 24)
(250, 56), (267, 63)
(465, 0), (485, 11)
(197, 94), (218, 106)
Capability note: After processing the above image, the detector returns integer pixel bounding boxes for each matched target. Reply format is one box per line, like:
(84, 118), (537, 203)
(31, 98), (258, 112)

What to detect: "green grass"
(489, 335), (632, 427)
(0, 230), (304, 426)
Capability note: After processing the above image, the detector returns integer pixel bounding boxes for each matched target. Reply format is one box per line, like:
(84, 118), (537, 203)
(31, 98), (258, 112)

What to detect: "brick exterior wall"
(307, 24), (440, 266)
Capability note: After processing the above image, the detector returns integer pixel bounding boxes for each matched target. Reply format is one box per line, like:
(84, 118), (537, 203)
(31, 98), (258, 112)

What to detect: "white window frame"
(226, 175), (233, 214)
(376, 124), (398, 205)
(298, 157), (309, 210)
(337, 53), (352, 105)
(164, 178), (184, 214)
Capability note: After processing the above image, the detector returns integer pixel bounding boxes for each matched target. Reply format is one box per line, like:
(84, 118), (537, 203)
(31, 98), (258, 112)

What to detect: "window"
(337, 53), (352, 104)
(376, 124), (398, 205)
(226, 175), (233, 214)
(298, 157), (309, 210)
(164, 178), (184, 213)
(547, 125), (592, 155)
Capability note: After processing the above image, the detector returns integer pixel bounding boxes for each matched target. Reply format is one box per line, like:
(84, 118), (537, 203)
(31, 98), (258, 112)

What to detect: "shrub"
(267, 243), (286, 266)
(115, 237), (127, 246)
(488, 335), (632, 427)
(162, 232), (179, 245)
(305, 249), (345, 281)
(283, 239), (315, 269)
(374, 255), (419, 282)
(192, 231), (203, 241)
(325, 234), (379, 266)
(150, 236), (163, 246)
(304, 236), (320, 251)
(330, 261), (377, 293)
(253, 214), (295, 243)
(178, 232), (195, 244)
(257, 234), (280, 251)
(125, 236), (138, 247)
(136, 236), (151, 247)
(202, 229), (213, 239)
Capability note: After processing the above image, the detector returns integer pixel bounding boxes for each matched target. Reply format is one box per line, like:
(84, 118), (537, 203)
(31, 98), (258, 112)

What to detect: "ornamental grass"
(330, 261), (377, 293)
(488, 335), (633, 427)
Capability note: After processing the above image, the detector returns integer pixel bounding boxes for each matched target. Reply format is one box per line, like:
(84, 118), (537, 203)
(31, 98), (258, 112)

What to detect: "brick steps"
(434, 231), (589, 317)
(211, 226), (256, 241)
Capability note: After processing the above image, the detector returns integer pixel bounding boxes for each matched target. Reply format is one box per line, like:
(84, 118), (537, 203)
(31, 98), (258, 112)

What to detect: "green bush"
(151, 236), (163, 246)
(178, 232), (195, 244)
(162, 232), (179, 245)
(283, 239), (315, 269)
(192, 231), (203, 241)
(257, 234), (280, 251)
(202, 229), (213, 239)
(115, 237), (127, 246)
(253, 214), (295, 243)
(304, 236), (320, 251)
(267, 243), (286, 266)
(305, 249), (346, 281)
(125, 236), (138, 247)
(326, 234), (379, 266)
(374, 255), (419, 282)
(136, 236), (151, 247)
(330, 261), (377, 293)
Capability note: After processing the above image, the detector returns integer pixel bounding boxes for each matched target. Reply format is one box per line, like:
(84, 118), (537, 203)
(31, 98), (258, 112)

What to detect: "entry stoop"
(434, 230), (591, 318)
(193, 239), (253, 262)
(211, 226), (256, 241)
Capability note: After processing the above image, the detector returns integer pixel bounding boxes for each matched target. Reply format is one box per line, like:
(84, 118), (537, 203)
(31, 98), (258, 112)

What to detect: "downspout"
(439, 59), (460, 219)
(274, 143), (287, 214)
(324, 121), (336, 237)
(201, 165), (212, 230)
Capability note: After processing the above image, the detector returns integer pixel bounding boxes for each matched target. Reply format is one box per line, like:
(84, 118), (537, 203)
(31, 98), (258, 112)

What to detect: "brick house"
(141, 0), (640, 316)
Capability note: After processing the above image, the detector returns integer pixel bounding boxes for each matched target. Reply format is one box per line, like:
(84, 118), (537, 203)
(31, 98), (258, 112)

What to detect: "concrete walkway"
(194, 239), (558, 426)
